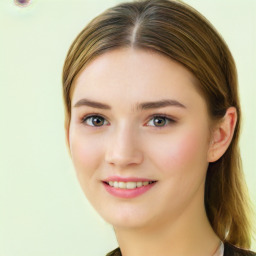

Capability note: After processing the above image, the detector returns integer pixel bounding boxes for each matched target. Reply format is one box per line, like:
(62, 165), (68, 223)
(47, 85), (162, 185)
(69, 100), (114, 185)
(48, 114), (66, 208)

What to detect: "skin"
(67, 48), (237, 256)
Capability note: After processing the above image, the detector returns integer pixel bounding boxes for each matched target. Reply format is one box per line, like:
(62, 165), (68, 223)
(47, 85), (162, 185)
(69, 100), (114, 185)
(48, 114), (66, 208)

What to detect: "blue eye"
(82, 115), (108, 127)
(147, 116), (174, 127)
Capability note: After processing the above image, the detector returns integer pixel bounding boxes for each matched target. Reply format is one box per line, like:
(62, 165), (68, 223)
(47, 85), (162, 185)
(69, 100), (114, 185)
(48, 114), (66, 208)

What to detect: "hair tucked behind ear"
(62, 0), (254, 248)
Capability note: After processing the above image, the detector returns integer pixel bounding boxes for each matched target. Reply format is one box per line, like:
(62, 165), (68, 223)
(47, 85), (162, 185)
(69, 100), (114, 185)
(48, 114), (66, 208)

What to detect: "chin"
(107, 217), (150, 230)
(99, 205), (158, 230)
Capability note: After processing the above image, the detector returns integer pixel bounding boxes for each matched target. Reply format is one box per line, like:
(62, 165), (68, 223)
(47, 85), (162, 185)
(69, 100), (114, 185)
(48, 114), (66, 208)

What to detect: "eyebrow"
(73, 98), (186, 110)
(74, 98), (111, 109)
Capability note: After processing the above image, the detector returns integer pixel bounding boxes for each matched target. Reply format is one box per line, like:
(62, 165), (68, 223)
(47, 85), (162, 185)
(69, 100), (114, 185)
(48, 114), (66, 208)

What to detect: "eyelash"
(81, 113), (176, 128)
(146, 114), (176, 128)
(81, 113), (109, 127)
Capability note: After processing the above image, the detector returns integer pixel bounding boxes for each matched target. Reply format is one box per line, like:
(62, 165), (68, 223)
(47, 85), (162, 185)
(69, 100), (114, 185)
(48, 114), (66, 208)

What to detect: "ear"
(207, 107), (237, 162)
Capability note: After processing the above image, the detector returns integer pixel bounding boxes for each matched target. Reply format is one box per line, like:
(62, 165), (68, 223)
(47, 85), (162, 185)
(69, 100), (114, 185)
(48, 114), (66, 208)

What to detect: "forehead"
(71, 48), (204, 110)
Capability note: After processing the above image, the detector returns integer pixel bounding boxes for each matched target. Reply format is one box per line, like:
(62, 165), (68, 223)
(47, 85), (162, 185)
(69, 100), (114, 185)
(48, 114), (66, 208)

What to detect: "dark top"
(224, 243), (256, 256)
(106, 242), (256, 256)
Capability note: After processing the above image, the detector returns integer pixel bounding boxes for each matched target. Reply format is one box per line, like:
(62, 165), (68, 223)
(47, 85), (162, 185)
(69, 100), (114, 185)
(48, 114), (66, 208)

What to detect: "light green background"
(0, 0), (255, 255)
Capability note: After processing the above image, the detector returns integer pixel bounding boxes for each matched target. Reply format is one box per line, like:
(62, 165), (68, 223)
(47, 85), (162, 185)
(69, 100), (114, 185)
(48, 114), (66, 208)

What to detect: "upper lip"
(103, 176), (157, 182)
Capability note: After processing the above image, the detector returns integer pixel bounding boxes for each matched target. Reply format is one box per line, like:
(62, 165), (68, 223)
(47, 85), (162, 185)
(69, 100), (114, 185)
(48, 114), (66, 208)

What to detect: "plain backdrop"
(0, 0), (255, 255)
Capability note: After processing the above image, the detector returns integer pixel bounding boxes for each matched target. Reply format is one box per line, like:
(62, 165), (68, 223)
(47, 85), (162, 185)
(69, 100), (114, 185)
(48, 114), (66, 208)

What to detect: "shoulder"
(224, 242), (256, 256)
(105, 244), (256, 256)
(105, 247), (121, 256)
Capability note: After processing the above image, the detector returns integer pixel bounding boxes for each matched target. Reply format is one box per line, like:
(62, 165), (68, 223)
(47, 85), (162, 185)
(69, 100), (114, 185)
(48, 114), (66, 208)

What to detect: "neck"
(114, 189), (220, 256)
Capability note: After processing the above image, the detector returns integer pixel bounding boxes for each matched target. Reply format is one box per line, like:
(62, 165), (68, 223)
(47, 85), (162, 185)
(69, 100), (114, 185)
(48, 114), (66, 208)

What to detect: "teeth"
(136, 181), (143, 187)
(126, 182), (136, 189)
(107, 181), (155, 189)
(119, 182), (126, 189)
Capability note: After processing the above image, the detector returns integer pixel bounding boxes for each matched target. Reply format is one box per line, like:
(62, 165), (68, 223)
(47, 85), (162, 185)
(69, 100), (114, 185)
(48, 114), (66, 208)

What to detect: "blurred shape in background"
(14, 0), (31, 8)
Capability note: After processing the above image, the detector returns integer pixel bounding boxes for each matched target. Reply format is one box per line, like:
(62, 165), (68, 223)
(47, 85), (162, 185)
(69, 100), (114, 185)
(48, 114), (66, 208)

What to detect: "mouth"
(103, 180), (157, 189)
(102, 177), (158, 198)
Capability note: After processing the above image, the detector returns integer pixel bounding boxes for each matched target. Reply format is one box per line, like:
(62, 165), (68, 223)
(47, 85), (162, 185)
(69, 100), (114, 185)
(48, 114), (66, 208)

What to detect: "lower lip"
(102, 182), (157, 198)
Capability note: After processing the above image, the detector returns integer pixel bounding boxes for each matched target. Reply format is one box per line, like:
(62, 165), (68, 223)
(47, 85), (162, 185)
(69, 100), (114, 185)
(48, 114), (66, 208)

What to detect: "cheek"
(149, 127), (209, 174)
(69, 130), (103, 178)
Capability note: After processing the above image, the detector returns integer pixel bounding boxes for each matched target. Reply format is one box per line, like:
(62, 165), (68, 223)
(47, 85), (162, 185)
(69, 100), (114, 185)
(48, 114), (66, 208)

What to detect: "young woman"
(62, 0), (255, 255)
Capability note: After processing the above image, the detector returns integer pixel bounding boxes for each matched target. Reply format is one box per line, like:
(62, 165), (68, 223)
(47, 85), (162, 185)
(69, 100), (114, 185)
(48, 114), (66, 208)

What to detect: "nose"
(105, 124), (143, 168)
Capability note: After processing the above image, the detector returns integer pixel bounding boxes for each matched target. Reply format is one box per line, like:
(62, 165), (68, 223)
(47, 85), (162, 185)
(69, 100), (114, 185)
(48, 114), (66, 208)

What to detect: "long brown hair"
(62, 0), (254, 248)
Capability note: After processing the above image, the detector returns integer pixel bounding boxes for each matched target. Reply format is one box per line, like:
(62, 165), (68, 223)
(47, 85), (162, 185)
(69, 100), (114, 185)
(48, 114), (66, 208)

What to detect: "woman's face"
(68, 48), (213, 230)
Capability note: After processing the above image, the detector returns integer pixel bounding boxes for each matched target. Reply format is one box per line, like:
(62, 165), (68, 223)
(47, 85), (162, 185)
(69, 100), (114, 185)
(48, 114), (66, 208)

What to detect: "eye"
(147, 115), (175, 127)
(82, 115), (109, 127)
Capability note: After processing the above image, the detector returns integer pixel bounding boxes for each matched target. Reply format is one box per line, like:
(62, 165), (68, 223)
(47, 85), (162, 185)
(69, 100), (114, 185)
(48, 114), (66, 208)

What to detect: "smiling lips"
(102, 176), (157, 198)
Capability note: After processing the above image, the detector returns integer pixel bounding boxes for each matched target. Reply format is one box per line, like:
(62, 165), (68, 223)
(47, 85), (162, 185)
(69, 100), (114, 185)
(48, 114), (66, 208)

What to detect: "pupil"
(93, 117), (104, 126)
(154, 117), (166, 126)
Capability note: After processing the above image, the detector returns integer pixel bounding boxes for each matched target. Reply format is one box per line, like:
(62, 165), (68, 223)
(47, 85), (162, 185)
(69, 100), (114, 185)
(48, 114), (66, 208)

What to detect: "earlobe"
(207, 107), (237, 163)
